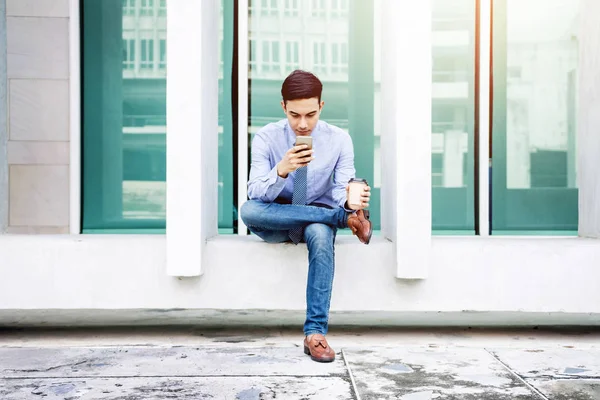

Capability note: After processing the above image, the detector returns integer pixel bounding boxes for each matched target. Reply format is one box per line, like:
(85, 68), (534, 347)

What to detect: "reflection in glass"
(431, 0), (475, 232)
(492, 0), (579, 233)
(248, 0), (380, 230)
(83, 0), (167, 231)
(219, 0), (235, 233)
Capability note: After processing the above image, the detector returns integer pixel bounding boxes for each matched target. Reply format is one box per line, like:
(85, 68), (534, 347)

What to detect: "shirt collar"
(284, 120), (321, 145)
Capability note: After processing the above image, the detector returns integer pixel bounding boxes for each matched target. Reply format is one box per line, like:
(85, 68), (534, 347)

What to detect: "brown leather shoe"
(303, 334), (335, 363)
(347, 209), (372, 244)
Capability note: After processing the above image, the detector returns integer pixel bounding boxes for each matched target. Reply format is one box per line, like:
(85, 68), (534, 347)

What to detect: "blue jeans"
(240, 200), (349, 336)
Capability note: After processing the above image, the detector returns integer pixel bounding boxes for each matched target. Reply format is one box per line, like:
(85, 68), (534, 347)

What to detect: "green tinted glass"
(83, 0), (235, 233)
(82, 0), (167, 232)
(492, 0), (579, 233)
(248, 0), (380, 230)
(431, 0), (476, 232)
(219, 0), (235, 234)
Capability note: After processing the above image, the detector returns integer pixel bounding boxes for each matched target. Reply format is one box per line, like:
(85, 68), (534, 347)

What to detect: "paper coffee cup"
(348, 178), (368, 208)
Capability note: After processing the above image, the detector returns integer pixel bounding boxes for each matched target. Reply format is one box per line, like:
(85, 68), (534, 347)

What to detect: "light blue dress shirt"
(247, 119), (356, 209)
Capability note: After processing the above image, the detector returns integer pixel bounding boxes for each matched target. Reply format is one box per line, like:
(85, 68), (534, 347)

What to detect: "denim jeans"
(240, 199), (349, 336)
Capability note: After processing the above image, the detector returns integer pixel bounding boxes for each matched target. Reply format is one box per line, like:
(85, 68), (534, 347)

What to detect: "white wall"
(0, 0), (8, 233)
(4, 0), (71, 234)
(1, 235), (600, 326)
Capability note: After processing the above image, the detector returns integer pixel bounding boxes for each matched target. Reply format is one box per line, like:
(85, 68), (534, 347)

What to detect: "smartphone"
(295, 136), (313, 150)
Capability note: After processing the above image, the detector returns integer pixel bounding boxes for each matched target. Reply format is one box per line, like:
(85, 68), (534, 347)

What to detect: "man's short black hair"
(281, 70), (323, 104)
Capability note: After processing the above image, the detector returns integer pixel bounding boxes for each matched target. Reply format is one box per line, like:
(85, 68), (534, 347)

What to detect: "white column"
(69, 0), (81, 234)
(166, 0), (219, 276)
(578, 0), (600, 238)
(380, 0), (431, 279)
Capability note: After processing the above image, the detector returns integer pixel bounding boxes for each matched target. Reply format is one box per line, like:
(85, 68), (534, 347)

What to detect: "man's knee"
(240, 200), (265, 226)
(304, 223), (334, 247)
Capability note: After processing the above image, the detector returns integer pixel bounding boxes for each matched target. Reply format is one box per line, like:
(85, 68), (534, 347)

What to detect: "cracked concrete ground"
(0, 327), (599, 399)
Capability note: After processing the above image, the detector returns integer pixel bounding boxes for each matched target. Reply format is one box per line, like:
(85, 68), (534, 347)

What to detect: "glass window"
(122, 39), (135, 70)
(140, 38), (154, 70)
(261, 41), (269, 65)
(261, 40), (280, 73)
(491, 0), (579, 233)
(313, 42), (327, 75)
(331, 43), (338, 66)
(261, 0), (278, 17)
(248, 0), (381, 230)
(311, 0), (326, 18)
(140, 0), (154, 16)
(340, 43), (348, 73)
(431, 0), (475, 232)
(272, 42), (280, 63)
(330, 42), (348, 75)
(249, 38), (257, 71)
(284, 0), (299, 17)
(433, 51), (469, 83)
(285, 41), (300, 72)
(123, 0), (136, 16)
(341, 0), (349, 16)
(331, 0), (348, 18)
(219, 0), (235, 233)
(159, 39), (166, 70)
(83, 0), (167, 232)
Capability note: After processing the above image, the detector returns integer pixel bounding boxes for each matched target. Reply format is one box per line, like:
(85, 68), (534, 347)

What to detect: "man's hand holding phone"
(277, 140), (314, 178)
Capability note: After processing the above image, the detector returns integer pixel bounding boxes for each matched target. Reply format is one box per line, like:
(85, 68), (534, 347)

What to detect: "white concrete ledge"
(2, 309), (599, 328)
(1, 235), (600, 326)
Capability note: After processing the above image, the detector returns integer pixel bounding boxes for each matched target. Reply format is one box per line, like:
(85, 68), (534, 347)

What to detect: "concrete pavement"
(1, 327), (599, 399)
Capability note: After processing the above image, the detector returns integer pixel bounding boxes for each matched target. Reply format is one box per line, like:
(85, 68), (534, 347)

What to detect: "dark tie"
(289, 166), (307, 244)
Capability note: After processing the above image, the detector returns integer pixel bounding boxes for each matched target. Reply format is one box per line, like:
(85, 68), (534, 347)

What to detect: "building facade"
(1, 0), (600, 327)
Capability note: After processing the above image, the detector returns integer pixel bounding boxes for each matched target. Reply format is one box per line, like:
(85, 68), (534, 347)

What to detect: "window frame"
(490, 0), (578, 233)
(123, 0), (136, 16)
(311, 0), (326, 18)
(284, 0), (299, 17)
(330, 41), (348, 75)
(260, 39), (280, 74)
(312, 41), (327, 75)
(159, 38), (167, 70)
(261, 0), (278, 17)
(139, 37), (155, 70)
(122, 38), (136, 70)
(140, 0), (154, 16)
(285, 40), (300, 71)
(331, 0), (349, 18)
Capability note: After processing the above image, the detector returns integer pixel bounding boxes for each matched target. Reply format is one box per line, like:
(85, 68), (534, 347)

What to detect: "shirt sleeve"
(332, 133), (356, 208)
(247, 133), (287, 203)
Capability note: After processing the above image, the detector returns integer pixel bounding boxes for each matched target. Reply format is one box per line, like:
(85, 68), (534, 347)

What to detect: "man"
(240, 70), (372, 363)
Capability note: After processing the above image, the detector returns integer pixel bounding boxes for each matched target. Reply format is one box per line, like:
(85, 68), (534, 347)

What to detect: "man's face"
(281, 97), (324, 136)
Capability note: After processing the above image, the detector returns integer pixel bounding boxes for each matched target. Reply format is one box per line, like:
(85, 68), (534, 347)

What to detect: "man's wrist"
(276, 163), (288, 178)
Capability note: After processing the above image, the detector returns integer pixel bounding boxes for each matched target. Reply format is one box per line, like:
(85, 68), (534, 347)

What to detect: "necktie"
(289, 166), (307, 244)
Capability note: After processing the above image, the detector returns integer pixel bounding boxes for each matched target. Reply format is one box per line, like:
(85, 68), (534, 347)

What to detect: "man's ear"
(319, 101), (325, 113)
(281, 100), (287, 113)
